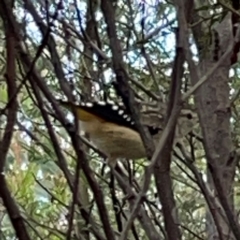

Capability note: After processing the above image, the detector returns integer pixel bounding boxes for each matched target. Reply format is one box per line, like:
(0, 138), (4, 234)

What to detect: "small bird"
(58, 100), (161, 164)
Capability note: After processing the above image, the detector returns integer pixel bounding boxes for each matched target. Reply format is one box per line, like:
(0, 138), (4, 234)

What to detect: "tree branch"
(0, 1), (30, 239)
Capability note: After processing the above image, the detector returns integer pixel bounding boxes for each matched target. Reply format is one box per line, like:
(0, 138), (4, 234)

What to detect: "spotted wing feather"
(59, 100), (161, 135)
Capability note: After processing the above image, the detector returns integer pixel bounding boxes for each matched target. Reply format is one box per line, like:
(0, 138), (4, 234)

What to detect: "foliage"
(0, 0), (240, 239)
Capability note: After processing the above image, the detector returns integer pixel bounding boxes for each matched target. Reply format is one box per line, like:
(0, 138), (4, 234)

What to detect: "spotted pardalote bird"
(58, 100), (161, 163)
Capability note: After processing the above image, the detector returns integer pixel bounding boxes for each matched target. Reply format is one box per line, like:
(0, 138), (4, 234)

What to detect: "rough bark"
(191, 13), (238, 240)
(194, 61), (235, 239)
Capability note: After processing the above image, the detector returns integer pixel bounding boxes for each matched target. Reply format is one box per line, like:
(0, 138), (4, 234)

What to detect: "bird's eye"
(186, 113), (192, 119)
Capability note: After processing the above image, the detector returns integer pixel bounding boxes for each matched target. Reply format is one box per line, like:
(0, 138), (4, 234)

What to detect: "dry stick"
(26, 78), (105, 240)
(120, 26), (183, 240)
(23, 58), (115, 240)
(23, 0), (73, 98)
(101, 0), (156, 161)
(129, 77), (160, 100)
(22, 2), (115, 239)
(66, 154), (81, 240)
(186, 34), (240, 240)
(181, 44), (234, 102)
(0, 0), (55, 117)
(3, 2), (112, 240)
(59, 20), (108, 61)
(100, 0), (163, 237)
(110, 166), (162, 240)
(119, 103), (182, 240)
(0, 2), (31, 240)
(0, 26), (17, 173)
(100, 1), (209, 238)
(153, 28), (184, 240)
(119, 34), (238, 240)
(16, 28), (109, 240)
(179, 0), (240, 236)
(175, 148), (226, 240)
(135, 19), (175, 44)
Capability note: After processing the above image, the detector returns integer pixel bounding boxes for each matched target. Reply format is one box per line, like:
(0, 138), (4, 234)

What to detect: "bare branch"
(0, 1), (30, 239)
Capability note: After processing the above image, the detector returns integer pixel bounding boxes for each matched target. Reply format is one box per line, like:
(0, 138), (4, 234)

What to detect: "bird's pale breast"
(80, 120), (146, 159)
